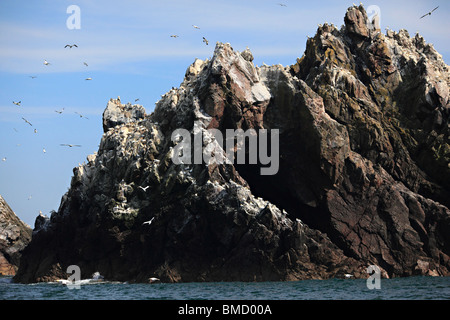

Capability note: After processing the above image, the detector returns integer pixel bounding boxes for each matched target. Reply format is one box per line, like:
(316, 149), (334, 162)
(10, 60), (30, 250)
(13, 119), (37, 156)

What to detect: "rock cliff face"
(0, 195), (32, 276)
(15, 5), (449, 283)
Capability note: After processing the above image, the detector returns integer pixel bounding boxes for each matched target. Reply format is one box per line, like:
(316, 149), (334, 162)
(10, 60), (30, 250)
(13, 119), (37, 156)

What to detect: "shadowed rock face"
(14, 5), (449, 283)
(0, 195), (32, 276)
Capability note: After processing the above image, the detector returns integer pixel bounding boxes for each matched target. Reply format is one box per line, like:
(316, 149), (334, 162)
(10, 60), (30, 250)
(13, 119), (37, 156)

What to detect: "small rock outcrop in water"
(0, 195), (32, 275)
(15, 5), (449, 283)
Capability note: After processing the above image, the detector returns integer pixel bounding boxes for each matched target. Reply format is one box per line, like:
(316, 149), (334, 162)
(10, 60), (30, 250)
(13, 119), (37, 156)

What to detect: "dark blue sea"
(1, 276), (449, 300)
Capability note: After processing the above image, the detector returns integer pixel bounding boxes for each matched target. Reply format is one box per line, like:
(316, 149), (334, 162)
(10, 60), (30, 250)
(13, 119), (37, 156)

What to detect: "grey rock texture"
(0, 195), (32, 275)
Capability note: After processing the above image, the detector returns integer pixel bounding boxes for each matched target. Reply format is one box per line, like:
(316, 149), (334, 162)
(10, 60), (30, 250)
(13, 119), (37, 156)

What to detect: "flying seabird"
(75, 112), (89, 119)
(13, 101), (21, 106)
(43, 148), (46, 153)
(34, 128), (38, 134)
(83, 62), (88, 66)
(22, 117), (32, 126)
(170, 35), (179, 38)
(64, 44), (78, 48)
(192, 25), (200, 29)
(43, 60), (50, 65)
(278, 3), (287, 7)
(55, 108), (64, 114)
(29, 76), (37, 79)
(139, 185), (150, 192)
(1, 157), (6, 162)
(135, 98), (140, 102)
(202, 37), (209, 45)
(420, 6), (439, 19)
(85, 77), (92, 80)
(28, 195), (32, 200)
(142, 217), (155, 225)
(60, 144), (82, 147)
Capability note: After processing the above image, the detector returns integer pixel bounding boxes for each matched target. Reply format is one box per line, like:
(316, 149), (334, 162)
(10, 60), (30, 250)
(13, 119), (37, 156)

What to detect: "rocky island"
(14, 5), (449, 283)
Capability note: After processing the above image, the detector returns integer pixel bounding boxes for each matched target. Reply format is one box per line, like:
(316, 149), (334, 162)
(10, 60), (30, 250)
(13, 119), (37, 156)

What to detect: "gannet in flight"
(192, 25), (200, 29)
(55, 108), (64, 114)
(142, 217), (155, 225)
(170, 35), (179, 38)
(75, 112), (89, 119)
(85, 77), (92, 80)
(420, 6), (439, 19)
(60, 144), (82, 147)
(22, 117), (32, 126)
(13, 101), (21, 106)
(139, 185), (150, 192)
(43, 60), (50, 65)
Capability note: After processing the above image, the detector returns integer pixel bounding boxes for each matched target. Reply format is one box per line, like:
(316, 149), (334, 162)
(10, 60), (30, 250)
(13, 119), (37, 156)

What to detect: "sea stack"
(14, 5), (449, 283)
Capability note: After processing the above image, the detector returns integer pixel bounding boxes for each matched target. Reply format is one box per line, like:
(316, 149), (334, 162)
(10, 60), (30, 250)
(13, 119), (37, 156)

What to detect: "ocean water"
(1, 276), (449, 300)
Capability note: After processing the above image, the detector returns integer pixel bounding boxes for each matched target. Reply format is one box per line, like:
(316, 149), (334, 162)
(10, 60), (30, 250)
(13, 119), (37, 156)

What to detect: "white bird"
(28, 195), (32, 200)
(60, 144), (82, 147)
(85, 77), (92, 80)
(344, 274), (354, 279)
(34, 128), (38, 134)
(192, 25), (200, 29)
(142, 217), (155, 225)
(13, 101), (21, 106)
(149, 277), (160, 284)
(139, 185), (150, 192)
(43, 60), (50, 65)
(1, 157), (6, 162)
(43, 148), (46, 153)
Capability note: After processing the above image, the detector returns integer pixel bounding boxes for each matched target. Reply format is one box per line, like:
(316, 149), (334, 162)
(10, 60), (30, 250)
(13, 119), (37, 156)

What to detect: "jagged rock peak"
(102, 96), (146, 133)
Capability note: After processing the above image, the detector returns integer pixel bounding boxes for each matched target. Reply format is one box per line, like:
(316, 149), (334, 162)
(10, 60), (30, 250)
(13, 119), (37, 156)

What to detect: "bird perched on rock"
(203, 37), (209, 45)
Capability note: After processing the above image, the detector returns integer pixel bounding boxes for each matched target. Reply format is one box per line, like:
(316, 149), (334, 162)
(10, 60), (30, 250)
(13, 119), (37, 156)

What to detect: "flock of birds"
(7, 42), (94, 162)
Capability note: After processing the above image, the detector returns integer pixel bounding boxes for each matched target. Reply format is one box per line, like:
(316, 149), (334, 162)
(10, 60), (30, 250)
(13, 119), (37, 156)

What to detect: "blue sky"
(1, 0), (449, 227)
